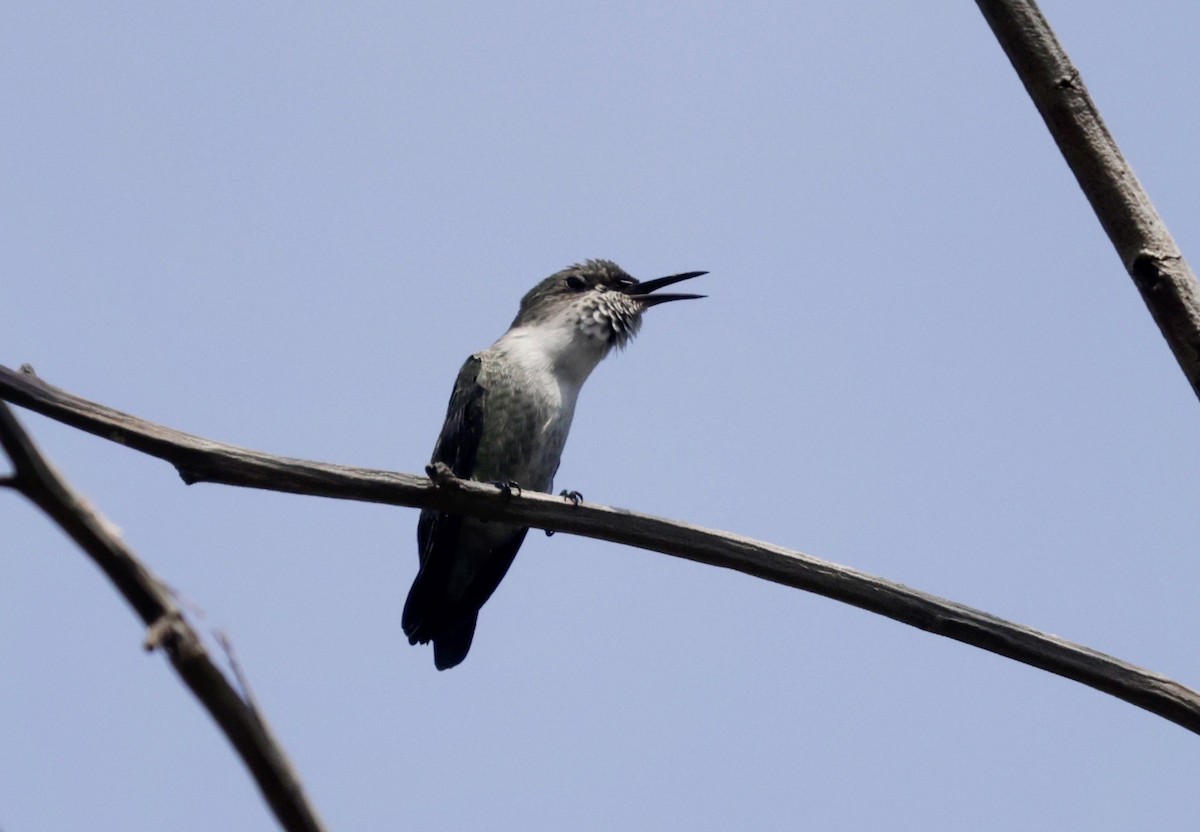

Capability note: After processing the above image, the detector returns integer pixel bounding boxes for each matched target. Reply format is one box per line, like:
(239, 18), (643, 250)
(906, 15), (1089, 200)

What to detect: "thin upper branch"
(976, 0), (1200, 401)
(0, 398), (327, 832)
(3, 364), (1199, 735)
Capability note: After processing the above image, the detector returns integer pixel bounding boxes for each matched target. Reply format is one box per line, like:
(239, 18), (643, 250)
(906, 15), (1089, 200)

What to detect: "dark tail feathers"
(432, 614), (477, 671)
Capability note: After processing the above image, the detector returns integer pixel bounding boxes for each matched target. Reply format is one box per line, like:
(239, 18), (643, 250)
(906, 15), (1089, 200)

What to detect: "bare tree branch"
(976, 0), (1200, 401)
(0, 398), (327, 832)
(4, 364), (1199, 735)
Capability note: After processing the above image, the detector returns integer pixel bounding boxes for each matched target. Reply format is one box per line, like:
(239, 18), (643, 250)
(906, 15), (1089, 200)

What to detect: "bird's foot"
(426, 462), (461, 488)
(490, 479), (522, 499)
(546, 489), (584, 536)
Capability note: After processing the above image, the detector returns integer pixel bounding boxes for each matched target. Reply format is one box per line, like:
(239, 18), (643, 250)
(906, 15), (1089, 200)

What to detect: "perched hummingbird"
(403, 259), (706, 670)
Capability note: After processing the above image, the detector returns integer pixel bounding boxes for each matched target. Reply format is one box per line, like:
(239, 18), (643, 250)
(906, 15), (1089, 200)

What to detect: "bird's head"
(511, 259), (706, 350)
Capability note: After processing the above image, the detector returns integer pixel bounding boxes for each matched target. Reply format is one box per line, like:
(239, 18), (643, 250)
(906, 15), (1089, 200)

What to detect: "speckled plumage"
(511, 259), (644, 345)
(402, 260), (705, 669)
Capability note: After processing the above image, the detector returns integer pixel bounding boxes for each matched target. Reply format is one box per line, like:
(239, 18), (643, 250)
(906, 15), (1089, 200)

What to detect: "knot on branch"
(1130, 252), (1181, 294)
(143, 610), (187, 653)
(1054, 70), (1080, 91)
(177, 465), (202, 486)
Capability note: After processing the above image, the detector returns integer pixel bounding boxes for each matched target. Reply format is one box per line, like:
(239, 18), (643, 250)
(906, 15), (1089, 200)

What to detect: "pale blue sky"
(4, 3), (1200, 829)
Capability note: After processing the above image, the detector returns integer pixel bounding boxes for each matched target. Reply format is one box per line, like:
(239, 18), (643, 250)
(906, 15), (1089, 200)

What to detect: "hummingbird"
(402, 259), (706, 670)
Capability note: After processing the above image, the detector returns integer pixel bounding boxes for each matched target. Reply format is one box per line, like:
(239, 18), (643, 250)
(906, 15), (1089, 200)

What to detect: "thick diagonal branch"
(3, 364), (1199, 734)
(976, 0), (1200, 400)
(0, 399), (326, 832)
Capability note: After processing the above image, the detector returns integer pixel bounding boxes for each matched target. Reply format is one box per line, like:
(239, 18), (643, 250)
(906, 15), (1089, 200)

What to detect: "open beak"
(622, 270), (708, 308)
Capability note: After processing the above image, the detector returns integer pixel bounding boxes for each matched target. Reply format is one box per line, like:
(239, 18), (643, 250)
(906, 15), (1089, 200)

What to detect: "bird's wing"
(430, 354), (486, 479)
(405, 355), (488, 651)
(414, 354), (485, 567)
(405, 354), (532, 668)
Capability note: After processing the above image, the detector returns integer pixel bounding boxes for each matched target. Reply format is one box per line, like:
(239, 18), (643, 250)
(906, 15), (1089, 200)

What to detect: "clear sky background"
(4, 2), (1200, 830)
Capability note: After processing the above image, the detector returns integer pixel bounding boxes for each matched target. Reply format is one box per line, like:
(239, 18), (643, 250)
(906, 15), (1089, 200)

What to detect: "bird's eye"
(617, 277), (636, 288)
(566, 275), (587, 291)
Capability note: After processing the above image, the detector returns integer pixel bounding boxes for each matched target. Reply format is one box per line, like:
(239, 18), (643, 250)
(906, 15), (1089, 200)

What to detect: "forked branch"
(0, 398), (326, 832)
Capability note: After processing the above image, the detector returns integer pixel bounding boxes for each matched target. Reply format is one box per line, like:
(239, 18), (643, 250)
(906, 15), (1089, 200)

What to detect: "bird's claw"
(426, 462), (460, 487)
(546, 489), (584, 535)
(491, 479), (522, 499)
